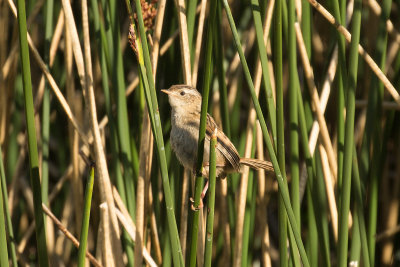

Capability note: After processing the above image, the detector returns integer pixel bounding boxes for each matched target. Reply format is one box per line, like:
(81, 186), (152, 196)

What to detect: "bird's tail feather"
(240, 158), (274, 172)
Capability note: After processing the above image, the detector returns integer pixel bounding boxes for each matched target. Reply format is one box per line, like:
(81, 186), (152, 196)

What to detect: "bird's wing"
(206, 113), (241, 171)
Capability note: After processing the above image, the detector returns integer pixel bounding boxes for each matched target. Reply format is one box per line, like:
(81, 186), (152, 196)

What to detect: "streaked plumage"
(163, 84), (274, 178)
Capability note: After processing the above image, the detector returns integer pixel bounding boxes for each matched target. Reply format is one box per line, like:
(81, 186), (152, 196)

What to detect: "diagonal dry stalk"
(307, 0), (400, 106)
(1, 0), (45, 80)
(5, 4), (67, 223)
(307, 46), (338, 156)
(318, 143), (339, 241)
(113, 187), (158, 267)
(233, 6), (273, 264)
(367, 0), (400, 44)
(227, 27), (256, 109)
(115, 208), (157, 267)
(295, 22), (359, 242)
(61, 0), (124, 264)
(42, 204), (102, 267)
(295, 22), (338, 181)
(366, 0), (400, 74)
(7, 0), (89, 146)
(306, 0), (355, 156)
(303, 0), (356, 158)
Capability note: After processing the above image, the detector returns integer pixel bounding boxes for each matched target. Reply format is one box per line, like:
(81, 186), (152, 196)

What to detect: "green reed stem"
(41, 0), (54, 207)
(297, 83), (331, 267)
(16, 0), (49, 265)
(250, 0), (276, 140)
(351, 146), (370, 267)
(214, 2), (231, 137)
(365, 1), (391, 265)
(274, 0), (288, 264)
(0, 160), (9, 267)
(190, 1), (217, 266)
(287, 0), (300, 265)
(93, 1), (136, 263)
(331, 0), (347, 198)
(0, 130), (17, 265)
(349, 206), (361, 262)
(128, 0), (184, 265)
(288, 0), (300, 233)
(305, 187), (318, 266)
(204, 131), (217, 267)
(106, 0), (137, 225)
(221, 0), (309, 266)
(78, 165), (95, 267)
(337, 0), (362, 264)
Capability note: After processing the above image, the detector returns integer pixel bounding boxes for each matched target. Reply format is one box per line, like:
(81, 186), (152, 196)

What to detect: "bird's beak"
(161, 89), (170, 95)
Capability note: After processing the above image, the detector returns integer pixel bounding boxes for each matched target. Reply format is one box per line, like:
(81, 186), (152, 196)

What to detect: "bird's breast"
(170, 116), (199, 170)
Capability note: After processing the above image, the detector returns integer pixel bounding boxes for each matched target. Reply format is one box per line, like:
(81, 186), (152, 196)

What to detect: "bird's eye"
(180, 91), (186, 96)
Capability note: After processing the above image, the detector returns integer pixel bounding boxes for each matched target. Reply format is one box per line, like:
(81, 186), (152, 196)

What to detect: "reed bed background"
(1, 0), (400, 266)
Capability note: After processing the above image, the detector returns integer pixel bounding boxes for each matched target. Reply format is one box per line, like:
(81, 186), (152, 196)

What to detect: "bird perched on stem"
(162, 85), (274, 206)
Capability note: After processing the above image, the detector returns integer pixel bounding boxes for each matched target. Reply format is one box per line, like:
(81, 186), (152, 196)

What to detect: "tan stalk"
(179, 169), (190, 260)
(174, 0), (192, 85)
(42, 204), (102, 267)
(113, 187), (158, 267)
(7, 0), (89, 146)
(308, 0), (354, 156)
(318, 143), (338, 242)
(257, 122), (272, 267)
(191, 0), (207, 86)
(295, 22), (338, 181)
(307, 0), (400, 106)
(381, 145), (400, 264)
(82, 0), (124, 263)
(233, 19), (267, 263)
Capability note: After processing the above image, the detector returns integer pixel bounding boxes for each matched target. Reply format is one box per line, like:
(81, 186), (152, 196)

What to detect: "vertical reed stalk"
(365, 0), (392, 265)
(297, 85), (331, 267)
(351, 146), (370, 267)
(287, 0), (299, 235)
(41, 0), (54, 208)
(186, 0), (198, 64)
(128, 0), (184, 265)
(274, 0), (288, 265)
(221, 1), (309, 265)
(337, 0), (362, 264)
(16, 0), (49, 265)
(214, 2), (230, 137)
(250, 0), (277, 140)
(0, 146), (17, 267)
(106, 1), (137, 234)
(288, 0), (300, 264)
(204, 129), (217, 267)
(189, 1), (217, 266)
(0, 163), (9, 267)
(78, 164), (95, 267)
(331, 0), (347, 196)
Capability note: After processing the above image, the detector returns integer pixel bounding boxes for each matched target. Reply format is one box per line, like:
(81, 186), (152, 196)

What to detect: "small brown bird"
(162, 85), (274, 194)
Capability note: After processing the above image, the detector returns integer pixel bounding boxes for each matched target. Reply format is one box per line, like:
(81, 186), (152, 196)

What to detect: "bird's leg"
(190, 179), (209, 211)
(201, 180), (209, 199)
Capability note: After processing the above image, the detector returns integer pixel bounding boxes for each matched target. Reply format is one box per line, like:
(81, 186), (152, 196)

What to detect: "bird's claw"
(190, 197), (203, 210)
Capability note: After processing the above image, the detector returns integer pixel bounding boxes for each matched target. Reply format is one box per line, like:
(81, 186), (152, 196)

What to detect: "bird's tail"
(240, 158), (274, 172)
